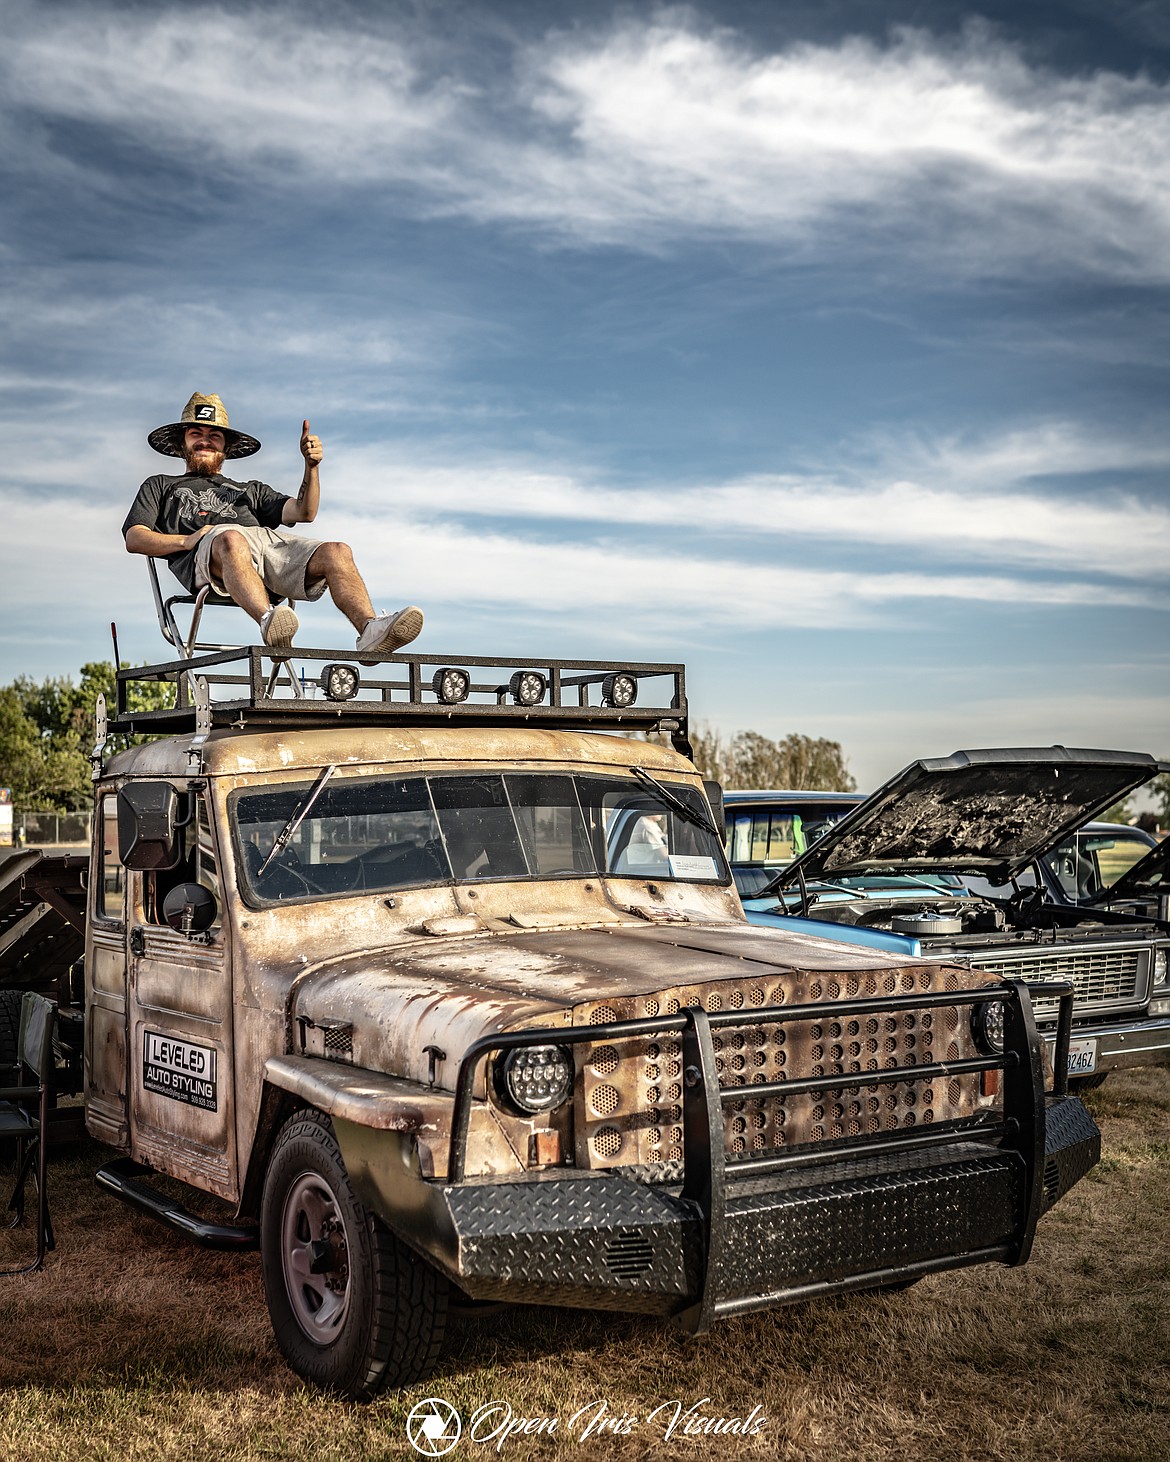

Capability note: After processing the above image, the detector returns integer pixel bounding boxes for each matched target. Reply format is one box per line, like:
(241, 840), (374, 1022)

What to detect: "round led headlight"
(432, 666), (470, 705)
(498, 1044), (574, 1114)
(319, 663), (361, 702)
(971, 997), (1006, 1055)
(509, 670), (547, 707)
(601, 672), (638, 709)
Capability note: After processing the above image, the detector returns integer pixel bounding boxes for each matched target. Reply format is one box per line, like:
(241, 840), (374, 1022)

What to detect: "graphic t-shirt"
(123, 473), (289, 591)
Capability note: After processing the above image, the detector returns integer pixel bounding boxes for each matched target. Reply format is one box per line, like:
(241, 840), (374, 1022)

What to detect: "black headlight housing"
(493, 1044), (574, 1114)
(971, 996), (1006, 1055)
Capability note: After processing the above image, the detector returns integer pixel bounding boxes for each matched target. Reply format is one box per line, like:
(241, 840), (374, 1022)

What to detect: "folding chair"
(0, 992), (55, 1275)
(147, 558), (303, 697)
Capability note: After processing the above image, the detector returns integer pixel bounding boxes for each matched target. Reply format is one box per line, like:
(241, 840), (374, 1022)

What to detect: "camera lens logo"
(406, 1397), (462, 1456)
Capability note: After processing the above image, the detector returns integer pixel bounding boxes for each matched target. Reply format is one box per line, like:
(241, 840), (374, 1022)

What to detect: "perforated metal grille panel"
(575, 965), (995, 1170)
(971, 947), (1145, 1019)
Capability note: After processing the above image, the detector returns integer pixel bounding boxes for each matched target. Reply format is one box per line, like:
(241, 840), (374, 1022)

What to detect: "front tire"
(260, 1108), (448, 1399)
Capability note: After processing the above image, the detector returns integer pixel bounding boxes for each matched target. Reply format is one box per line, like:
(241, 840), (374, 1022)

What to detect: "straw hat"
(148, 392), (261, 459)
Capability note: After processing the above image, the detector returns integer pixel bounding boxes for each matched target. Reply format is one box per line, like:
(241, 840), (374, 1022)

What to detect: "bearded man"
(123, 392), (422, 653)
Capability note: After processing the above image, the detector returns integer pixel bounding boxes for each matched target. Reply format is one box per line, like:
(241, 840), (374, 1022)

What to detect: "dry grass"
(0, 1069), (1166, 1462)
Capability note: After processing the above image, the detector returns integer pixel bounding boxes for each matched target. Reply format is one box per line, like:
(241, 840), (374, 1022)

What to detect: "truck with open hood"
(736, 748), (1170, 1086)
(8, 650), (1101, 1398)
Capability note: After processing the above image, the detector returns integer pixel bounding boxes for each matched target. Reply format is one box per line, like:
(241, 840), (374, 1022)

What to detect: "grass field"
(0, 1068), (1166, 1462)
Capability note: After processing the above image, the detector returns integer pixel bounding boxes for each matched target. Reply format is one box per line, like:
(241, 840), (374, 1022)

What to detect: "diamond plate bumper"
(335, 978), (1098, 1329)
(340, 1098), (1097, 1324)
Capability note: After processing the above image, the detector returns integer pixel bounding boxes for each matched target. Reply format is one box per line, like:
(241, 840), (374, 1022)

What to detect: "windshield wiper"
(629, 766), (719, 839)
(258, 764), (337, 876)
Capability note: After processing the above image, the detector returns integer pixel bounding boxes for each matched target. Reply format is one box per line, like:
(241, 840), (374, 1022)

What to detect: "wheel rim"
(280, 1170), (352, 1345)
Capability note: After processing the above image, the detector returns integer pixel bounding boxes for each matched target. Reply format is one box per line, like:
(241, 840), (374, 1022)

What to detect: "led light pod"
(432, 666), (471, 704)
(319, 663), (361, 701)
(509, 669), (547, 707)
(601, 672), (638, 708)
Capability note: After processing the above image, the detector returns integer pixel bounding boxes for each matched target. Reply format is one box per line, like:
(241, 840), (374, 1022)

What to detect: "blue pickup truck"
(726, 749), (1170, 1087)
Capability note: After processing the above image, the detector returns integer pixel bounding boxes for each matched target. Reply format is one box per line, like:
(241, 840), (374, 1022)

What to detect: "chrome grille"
(576, 964), (995, 1170)
(970, 947), (1145, 1020)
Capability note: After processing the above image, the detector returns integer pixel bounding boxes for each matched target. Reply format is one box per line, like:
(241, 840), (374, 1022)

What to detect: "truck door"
(86, 793), (130, 1147)
(126, 794), (238, 1202)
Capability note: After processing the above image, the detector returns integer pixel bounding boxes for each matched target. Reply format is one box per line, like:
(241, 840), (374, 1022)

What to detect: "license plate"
(1047, 1037), (1097, 1077)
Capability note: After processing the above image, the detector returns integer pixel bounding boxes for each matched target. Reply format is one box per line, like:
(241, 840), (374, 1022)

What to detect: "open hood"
(1087, 832), (1170, 905)
(775, 747), (1163, 888)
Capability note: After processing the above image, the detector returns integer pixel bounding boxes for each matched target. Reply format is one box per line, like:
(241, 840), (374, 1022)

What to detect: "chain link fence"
(9, 810), (92, 847)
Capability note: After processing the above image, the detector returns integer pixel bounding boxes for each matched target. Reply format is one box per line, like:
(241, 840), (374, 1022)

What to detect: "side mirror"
(118, 783), (187, 870)
(703, 780), (726, 841)
(162, 882), (218, 936)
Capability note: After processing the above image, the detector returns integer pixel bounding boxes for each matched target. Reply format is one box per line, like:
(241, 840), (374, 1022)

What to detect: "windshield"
(725, 802), (861, 867)
(232, 771), (730, 903)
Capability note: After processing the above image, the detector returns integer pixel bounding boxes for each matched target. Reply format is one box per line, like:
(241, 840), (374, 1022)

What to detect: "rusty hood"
(775, 747), (1164, 888)
(290, 918), (919, 1088)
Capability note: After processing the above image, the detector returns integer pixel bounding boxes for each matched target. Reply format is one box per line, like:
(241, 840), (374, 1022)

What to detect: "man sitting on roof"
(123, 392), (423, 653)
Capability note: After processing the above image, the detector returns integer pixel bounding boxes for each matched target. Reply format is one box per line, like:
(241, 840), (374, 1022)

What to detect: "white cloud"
(5, 9), (1170, 279)
(329, 421), (1170, 582)
(2, 491), (1163, 662)
(4, 418), (1167, 589)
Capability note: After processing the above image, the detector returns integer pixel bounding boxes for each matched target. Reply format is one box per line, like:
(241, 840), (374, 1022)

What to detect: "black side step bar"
(95, 1158), (259, 1251)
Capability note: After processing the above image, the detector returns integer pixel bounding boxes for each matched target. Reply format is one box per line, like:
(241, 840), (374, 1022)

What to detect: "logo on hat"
(194, 404), (216, 421)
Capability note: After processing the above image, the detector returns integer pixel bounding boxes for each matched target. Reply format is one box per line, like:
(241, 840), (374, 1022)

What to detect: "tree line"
(0, 664), (169, 812)
(688, 727), (857, 792)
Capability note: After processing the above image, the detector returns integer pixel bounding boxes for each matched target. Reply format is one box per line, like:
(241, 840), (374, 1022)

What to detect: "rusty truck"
(0, 645), (1100, 1398)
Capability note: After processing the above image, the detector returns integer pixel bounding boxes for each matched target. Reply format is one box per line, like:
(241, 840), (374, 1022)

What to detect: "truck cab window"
(99, 794), (125, 922)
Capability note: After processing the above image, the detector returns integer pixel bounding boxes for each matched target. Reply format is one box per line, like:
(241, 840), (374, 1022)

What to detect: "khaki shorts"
(194, 525), (328, 603)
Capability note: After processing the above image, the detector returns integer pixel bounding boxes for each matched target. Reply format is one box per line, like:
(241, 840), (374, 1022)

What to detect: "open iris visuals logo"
(406, 1397), (462, 1456)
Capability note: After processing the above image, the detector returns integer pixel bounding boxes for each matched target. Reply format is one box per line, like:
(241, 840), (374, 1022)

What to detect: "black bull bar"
(439, 978), (1094, 1330)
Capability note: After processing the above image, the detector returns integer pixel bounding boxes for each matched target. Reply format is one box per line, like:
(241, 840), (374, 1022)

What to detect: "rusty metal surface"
(105, 725), (696, 781)
(573, 960), (997, 1172)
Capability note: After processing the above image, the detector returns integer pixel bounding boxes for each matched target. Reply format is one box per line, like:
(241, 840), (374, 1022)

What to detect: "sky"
(1, 0), (1167, 790)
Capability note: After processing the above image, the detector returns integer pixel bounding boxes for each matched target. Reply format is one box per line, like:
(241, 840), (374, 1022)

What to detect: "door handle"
(129, 927), (146, 957)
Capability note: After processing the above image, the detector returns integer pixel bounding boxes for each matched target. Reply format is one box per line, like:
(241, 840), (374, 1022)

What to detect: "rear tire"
(1068, 1072), (1109, 1092)
(260, 1108), (448, 1399)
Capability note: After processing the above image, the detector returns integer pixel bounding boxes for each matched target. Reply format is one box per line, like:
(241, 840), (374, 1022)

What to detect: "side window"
(98, 794), (125, 922)
(196, 798), (222, 914)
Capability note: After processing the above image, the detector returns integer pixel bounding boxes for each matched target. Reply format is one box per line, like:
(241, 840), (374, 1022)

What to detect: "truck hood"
(291, 918), (919, 1088)
(775, 747), (1164, 888)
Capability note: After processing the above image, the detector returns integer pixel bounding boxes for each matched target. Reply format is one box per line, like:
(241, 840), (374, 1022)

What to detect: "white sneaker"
(260, 605), (299, 648)
(356, 606), (424, 655)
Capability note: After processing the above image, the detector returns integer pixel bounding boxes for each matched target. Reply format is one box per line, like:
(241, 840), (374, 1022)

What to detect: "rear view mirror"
(162, 882), (218, 937)
(704, 780), (726, 841)
(117, 783), (185, 870)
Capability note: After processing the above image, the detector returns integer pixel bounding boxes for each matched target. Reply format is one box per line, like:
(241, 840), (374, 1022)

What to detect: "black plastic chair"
(0, 992), (56, 1274)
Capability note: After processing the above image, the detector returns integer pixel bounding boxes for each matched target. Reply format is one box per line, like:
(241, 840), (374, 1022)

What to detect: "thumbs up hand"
(300, 419), (323, 466)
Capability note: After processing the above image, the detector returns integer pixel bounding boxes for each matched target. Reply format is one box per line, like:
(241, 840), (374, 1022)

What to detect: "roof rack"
(109, 646), (690, 752)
